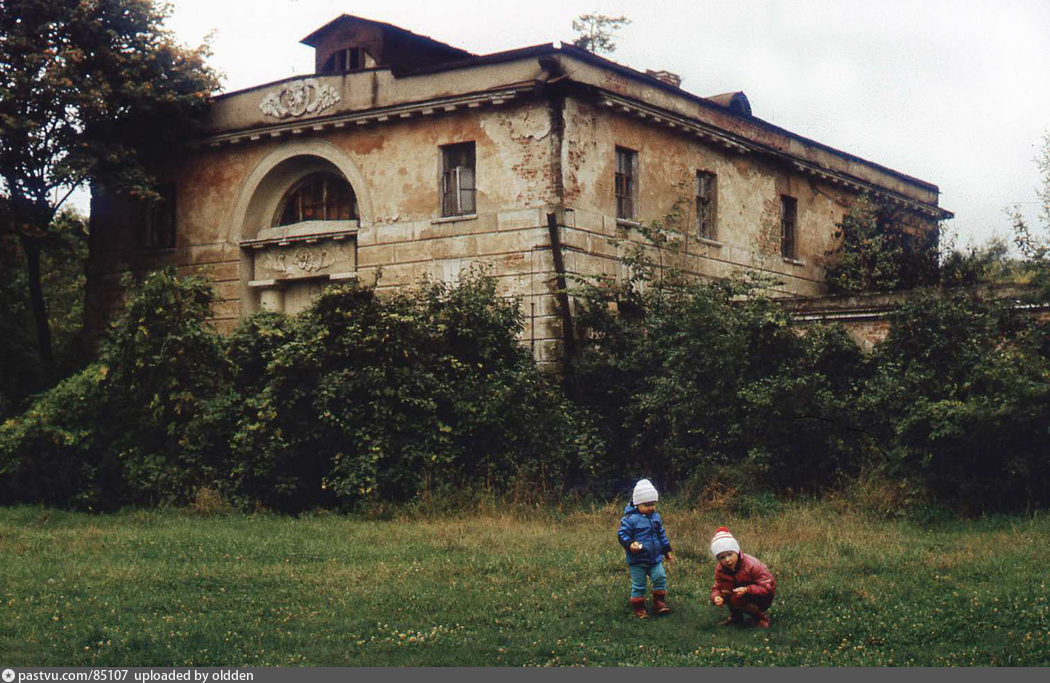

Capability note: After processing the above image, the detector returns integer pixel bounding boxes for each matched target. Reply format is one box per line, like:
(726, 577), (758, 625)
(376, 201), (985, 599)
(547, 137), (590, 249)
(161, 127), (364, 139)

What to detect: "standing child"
(709, 526), (776, 628)
(618, 478), (675, 619)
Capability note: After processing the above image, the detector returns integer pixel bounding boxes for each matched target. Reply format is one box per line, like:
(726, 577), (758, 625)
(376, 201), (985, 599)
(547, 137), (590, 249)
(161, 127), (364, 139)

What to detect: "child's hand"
(732, 586), (749, 596)
(713, 596), (724, 606)
(629, 541), (643, 553)
(664, 551), (675, 563)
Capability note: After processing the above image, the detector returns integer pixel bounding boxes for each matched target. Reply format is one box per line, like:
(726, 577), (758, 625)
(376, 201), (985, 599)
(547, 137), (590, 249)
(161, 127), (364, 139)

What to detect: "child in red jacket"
(709, 526), (776, 628)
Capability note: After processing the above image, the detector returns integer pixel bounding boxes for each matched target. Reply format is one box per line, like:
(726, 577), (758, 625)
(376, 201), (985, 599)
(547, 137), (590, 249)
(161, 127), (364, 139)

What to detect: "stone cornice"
(191, 72), (950, 222)
(597, 92), (752, 155)
(191, 85), (534, 150)
(595, 91), (952, 221)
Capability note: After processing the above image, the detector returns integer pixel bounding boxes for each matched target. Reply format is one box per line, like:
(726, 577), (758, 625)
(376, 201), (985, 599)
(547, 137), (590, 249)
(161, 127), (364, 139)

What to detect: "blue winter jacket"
(618, 503), (673, 566)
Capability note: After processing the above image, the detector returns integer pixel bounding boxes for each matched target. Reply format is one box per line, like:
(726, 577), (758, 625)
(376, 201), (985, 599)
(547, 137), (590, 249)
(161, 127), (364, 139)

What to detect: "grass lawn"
(1, 501), (1048, 666)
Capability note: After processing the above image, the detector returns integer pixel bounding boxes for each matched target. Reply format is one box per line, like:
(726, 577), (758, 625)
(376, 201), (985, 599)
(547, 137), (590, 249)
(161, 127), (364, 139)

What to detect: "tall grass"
(1, 501), (1047, 666)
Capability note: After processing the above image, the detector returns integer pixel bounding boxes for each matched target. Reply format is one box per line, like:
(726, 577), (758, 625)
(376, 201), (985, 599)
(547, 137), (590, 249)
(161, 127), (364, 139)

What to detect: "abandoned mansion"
(86, 14), (952, 369)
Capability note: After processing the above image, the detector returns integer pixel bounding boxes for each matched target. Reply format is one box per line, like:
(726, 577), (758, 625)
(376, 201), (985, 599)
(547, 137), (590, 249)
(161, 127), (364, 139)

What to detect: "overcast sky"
(161, 0), (1050, 250)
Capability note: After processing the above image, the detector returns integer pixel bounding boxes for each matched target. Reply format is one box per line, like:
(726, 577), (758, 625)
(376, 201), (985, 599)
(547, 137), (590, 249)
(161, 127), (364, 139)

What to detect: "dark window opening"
(322, 47), (371, 73)
(276, 173), (357, 226)
(144, 183), (176, 250)
(781, 195), (798, 259)
(441, 142), (476, 217)
(615, 147), (636, 220)
(696, 170), (717, 240)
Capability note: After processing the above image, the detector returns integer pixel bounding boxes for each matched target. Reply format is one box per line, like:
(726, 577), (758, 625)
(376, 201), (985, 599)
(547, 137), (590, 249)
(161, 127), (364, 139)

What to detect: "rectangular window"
(780, 195), (798, 259)
(441, 142), (476, 217)
(615, 147), (636, 220)
(696, 170), (717, 240)
(144, 183), (176, 250)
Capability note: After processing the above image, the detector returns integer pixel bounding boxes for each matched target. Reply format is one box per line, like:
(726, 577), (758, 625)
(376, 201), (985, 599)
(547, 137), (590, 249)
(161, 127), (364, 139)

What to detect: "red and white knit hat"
(632, 478), (659, 505)
(710, 526), (740, 557)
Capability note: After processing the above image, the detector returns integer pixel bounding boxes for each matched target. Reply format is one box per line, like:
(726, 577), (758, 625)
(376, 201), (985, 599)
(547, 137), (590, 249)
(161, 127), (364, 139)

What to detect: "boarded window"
(615, 147), (636, 220)
(696, 170), (717, 240)
(441, 142), (476, 217)
(781, 195), (798, 259)
(276, 173), (357, 226)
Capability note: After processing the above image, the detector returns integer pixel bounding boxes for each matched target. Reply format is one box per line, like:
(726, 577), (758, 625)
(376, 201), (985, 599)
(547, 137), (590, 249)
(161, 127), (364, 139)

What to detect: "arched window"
(275, 172), (357, 226)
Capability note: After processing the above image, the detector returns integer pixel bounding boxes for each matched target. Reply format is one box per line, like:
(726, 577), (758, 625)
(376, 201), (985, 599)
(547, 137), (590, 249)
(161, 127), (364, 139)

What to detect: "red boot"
(652, 590), (671, 616)
(630, 597), (649, 619)
(741, 602), (771, 628)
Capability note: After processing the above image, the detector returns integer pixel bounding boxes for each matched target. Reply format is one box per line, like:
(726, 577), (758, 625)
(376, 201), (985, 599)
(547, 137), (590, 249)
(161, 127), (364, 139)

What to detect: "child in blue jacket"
(617, 478), (675, 618)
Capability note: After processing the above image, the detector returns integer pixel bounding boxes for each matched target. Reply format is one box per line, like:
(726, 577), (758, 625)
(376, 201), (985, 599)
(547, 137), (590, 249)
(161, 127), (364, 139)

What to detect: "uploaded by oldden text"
(3, 670), (253, 683)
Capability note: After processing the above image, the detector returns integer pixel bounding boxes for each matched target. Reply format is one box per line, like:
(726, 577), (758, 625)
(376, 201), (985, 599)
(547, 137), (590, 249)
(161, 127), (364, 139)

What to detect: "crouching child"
(709, 526), (776, 628)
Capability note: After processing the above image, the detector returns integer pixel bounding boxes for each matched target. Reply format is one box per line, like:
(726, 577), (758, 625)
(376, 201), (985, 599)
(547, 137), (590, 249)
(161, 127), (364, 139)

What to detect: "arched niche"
(230, 141), (372, 315)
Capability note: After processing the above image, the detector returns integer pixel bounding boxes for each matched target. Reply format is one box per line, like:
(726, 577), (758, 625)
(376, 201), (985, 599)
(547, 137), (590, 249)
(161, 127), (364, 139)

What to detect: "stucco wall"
(88, 99), (574, 367)
(558, 97), (859, 297)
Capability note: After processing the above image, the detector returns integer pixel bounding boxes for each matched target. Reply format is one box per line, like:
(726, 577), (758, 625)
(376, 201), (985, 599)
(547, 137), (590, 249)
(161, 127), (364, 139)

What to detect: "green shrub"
(573, 271), (869, 498)
(867, 289), (1050, 513)
(0, 268), (229, 509)
(225, 272), (586, 512)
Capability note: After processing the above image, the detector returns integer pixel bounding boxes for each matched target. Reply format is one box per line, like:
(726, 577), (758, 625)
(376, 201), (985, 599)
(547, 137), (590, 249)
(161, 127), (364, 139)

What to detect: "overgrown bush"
(1, 268), (588, 512)
(824, 195), (940, 294)
(223, 272), (587, 512)
(0, 268), (228, 509)
(864, 289), (1050, 513)
(572, 263), (870, 499)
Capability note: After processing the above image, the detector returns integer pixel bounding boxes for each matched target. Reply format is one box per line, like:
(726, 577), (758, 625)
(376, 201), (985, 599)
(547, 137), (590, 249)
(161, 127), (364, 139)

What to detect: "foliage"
(863, 289), (1050, 514)
(1009, 133), (1050, 296)
(0, 209), (89, 418)
(824, 194), (940, 294)
(0, 0), (218, 369)
(571, 223), (870, 499)
(225, 272), (585, 512)
(938, 234), (1022, 288)
(1, 268), (587, 512)
(0, 268), (229, 509)
(571, 13), (631, 55)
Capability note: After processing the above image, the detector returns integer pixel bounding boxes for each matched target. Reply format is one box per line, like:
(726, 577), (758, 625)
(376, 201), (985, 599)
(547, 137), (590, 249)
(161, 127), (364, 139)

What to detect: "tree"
(0, 0), (218, 373)
(571, 13), (631, 55)
(823, 194), (940, 294)
(0, 208), (87, 417)
(1010, 134), (1050, 292)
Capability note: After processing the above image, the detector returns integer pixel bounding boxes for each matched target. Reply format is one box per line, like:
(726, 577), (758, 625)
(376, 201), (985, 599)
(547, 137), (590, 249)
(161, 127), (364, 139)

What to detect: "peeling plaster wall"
(559, 98), (872, 297)
(87, 99), (572, 367)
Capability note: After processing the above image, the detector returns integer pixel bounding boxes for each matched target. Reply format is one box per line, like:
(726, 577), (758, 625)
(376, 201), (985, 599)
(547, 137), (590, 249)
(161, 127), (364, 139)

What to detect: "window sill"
(249, 271), (357, 288)
(240, 221), (359, 249)
(432, 213), (478, 225)
(616, 218), (641, 228)
(698, 237), (722, 248)
(782, 257), (805, 267)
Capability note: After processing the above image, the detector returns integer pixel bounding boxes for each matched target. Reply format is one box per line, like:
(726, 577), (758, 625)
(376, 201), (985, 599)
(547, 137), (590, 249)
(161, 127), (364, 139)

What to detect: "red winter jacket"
(710, 552), (776, 602)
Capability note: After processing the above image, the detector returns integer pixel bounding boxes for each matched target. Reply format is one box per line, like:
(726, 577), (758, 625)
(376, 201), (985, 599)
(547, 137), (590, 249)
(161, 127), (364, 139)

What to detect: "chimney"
(645, 69), (681, 88)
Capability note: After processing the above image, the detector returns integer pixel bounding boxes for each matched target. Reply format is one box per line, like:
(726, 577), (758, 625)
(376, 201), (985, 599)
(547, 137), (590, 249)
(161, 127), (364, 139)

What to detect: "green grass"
(1, 502), (1048, 666)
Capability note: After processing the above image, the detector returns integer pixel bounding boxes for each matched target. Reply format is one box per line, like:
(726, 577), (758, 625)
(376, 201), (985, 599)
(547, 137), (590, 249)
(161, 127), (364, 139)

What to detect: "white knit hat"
(710, 526), (740, 557)
(632, 479), (659, 505)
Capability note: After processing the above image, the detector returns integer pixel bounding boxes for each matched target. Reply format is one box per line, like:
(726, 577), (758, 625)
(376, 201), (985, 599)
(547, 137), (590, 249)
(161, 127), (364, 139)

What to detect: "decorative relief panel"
(259, 79), (340, 119)
(253, 240), (356, 281)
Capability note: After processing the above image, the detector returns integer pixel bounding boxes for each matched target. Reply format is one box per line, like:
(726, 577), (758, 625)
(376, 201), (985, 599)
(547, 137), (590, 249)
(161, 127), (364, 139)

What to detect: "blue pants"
(629, 562), (666, 598)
